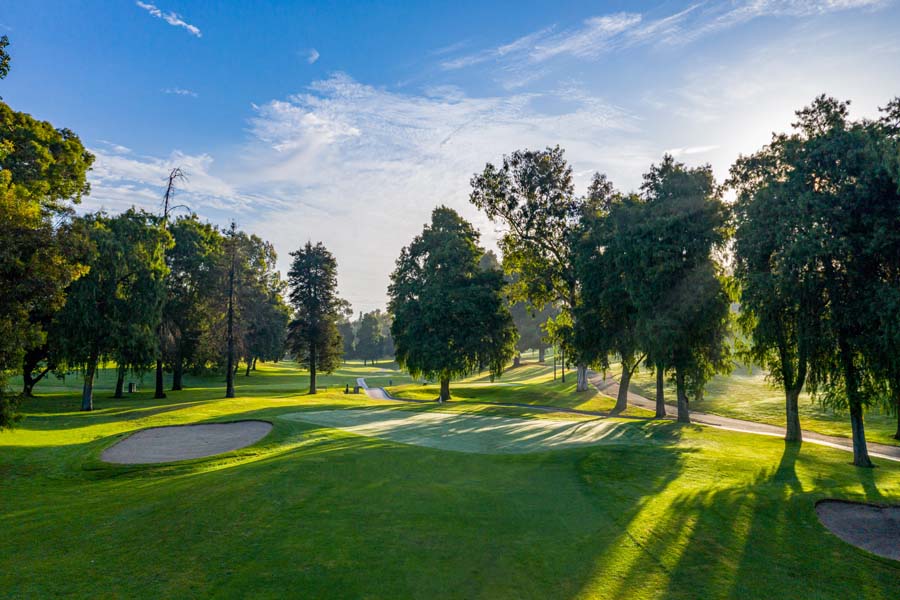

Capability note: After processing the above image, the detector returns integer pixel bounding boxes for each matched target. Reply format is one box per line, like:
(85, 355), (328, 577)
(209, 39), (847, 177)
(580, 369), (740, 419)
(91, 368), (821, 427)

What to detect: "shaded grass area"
(2, 360), (899, 598)
(388, 359), (653, 418)
(625, 365), (900, 446)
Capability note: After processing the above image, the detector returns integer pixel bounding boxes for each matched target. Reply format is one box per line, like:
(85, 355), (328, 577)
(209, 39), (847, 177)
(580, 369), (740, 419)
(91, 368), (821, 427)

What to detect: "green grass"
(623, 365), (900, 446)
(2, 359), (899, 598)
(388, 357), (653, 418)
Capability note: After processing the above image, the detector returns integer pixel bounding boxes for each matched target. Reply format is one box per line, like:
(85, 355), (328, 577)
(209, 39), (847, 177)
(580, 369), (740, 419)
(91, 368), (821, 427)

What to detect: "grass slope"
(1, 360), (899, 599)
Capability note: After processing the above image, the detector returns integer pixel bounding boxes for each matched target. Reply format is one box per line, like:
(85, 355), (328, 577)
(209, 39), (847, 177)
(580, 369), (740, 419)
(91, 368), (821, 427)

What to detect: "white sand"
(816, 500), (900, 561)
(102, 421), (273, 464)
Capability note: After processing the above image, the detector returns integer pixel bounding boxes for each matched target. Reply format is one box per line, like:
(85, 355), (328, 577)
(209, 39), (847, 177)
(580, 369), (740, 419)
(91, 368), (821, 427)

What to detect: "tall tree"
(729, 128), (829, 442)
(164, 216), (226, 390)
(355, 311), (384, 366)
(634, 156), (732, 423)
(0, 49), (93, 423)
(776, 96), (900, 467)
(225, 222), (237, 398)
(470, 146), (597, 391)
(53, 210), (169, 411)
(287, 241), (345, 394)
(389, 207), (517, 401)
(575, 182), (646, 415)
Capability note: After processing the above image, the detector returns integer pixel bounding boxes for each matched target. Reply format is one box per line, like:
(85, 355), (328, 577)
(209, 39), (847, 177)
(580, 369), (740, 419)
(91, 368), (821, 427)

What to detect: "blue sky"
(3, 1), (900, 311)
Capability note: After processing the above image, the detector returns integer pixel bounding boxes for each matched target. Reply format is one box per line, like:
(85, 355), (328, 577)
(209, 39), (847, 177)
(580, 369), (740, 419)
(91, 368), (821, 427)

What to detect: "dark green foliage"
(0, 92), (93, 426)
(355, 312), (384, 365)
(634, 156), (732, 423)
(287, 241), (345, 393)
(470, 146), (597, 391)
(574, 183), (645, 414)
(743, 95), (900, 466)
(389, 207), (517, 400)
(0, 35), (9, 82)
(53, 210), (170, 410)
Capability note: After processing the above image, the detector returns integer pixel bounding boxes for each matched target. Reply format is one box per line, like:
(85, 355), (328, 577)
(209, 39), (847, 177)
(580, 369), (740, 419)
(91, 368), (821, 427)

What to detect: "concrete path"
(589, 371), (900, 463)
(359, 376), (900, 463)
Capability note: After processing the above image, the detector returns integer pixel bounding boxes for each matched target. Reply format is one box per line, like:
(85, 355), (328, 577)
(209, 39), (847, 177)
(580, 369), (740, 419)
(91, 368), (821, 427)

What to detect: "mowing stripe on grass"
(280, 407), (654, 454)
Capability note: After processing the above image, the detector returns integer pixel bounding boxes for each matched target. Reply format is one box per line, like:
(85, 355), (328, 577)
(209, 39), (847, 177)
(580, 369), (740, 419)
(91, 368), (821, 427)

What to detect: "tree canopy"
(389, 206), (517, 401)
(287, 241), (346, 394)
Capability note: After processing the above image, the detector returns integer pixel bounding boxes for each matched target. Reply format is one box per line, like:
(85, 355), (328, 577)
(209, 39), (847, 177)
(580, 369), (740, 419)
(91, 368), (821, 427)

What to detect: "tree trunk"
(114, 365), (125, 399)
(245, 360), (252, 377)
(439, 376), (450, 403)
(154, 359), (166, 399)
(309, 342), (317, 394)
(655, 364), (666, 419)
(838, 335), (871, 467)
(513, 354), (521, 368)
(225, 227), (236, 399)
(172, 345), (184, 391)
(849, 402), (873, 467)
(675, 367), (690, 424)
(576, 364), (588, 392)
(81, 349), (99, 411)
(611, 361), (631, 415)
(22, 366), (49, 398)
(784, 386), (802, 442)
(252, 357), (257, 371)
(560, 349), (566, 383)
(538, 345), (545, 363)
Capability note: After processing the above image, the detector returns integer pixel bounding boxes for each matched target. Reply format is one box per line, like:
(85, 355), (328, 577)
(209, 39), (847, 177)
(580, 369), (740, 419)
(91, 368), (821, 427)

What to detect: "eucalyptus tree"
(389, 207), (517, 401)
(54, 210), (170, 411)
(287, 241), (346, 394)
(575, 181), (646, 415)
(777, 95), (900, 466)
(470, 146), (597, 391)
(729, 128), (828, 442)
(635, 156), (732, 423)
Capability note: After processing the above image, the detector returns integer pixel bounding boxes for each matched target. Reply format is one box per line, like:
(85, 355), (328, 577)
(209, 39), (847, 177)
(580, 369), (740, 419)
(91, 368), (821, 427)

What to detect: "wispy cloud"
(306, 48), (320, 64)
(440, 0), (888, 72)
(89, 74), (650, 310)
(162, 87), (198, 97)
(135, 1), (202, 38)
(664, 145), (720, 157)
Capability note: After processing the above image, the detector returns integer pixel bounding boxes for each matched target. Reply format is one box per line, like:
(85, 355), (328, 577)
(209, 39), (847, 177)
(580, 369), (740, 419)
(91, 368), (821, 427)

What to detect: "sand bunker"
(281, 407), (635, 454)
(102, 421), (272, 464)
(816, 500), (900, 561)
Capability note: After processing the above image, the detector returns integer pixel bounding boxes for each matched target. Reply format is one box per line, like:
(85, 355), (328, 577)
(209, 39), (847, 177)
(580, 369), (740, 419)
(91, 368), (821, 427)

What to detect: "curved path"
(358, 375), (900, 463)
(589, 372), (900, 463)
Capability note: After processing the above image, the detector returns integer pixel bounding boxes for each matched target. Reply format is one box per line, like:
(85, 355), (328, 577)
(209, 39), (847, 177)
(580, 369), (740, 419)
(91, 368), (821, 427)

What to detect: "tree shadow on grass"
(610, 441), (900, 600)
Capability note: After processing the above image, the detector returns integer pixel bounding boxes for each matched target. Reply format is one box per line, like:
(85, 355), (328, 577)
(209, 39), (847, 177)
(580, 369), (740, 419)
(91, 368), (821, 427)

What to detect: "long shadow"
(603, 441), (900, 599)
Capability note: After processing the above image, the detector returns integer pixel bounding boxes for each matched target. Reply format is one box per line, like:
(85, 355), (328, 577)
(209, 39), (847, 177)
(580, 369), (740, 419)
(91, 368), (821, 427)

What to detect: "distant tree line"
(338, 309), (395, 366)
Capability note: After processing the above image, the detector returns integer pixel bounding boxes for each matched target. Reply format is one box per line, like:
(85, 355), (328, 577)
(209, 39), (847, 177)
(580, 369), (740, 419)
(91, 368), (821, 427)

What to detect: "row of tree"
(390, 95), (900, 468)
(0, 36), (295, 421)
(337, 310), (394, 365)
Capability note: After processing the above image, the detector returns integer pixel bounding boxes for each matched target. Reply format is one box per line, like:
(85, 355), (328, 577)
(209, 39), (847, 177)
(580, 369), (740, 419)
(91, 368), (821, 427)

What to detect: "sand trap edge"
(815, 499), (900, 562)
(101, 420), (273, 465)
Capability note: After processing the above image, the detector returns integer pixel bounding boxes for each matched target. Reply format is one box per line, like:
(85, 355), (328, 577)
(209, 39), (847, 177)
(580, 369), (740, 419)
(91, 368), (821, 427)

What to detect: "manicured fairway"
(2, 361), (899, 599)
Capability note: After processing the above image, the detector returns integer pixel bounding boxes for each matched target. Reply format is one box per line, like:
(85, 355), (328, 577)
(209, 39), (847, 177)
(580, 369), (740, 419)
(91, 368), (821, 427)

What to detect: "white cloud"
(89, 74), (651, 311)
(440, 0), (888, 73)
(664, 145), (720, 157)
(162, 87), (198, 97)
(306, 48), (320, 64)
(135, 1), (202, 38)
